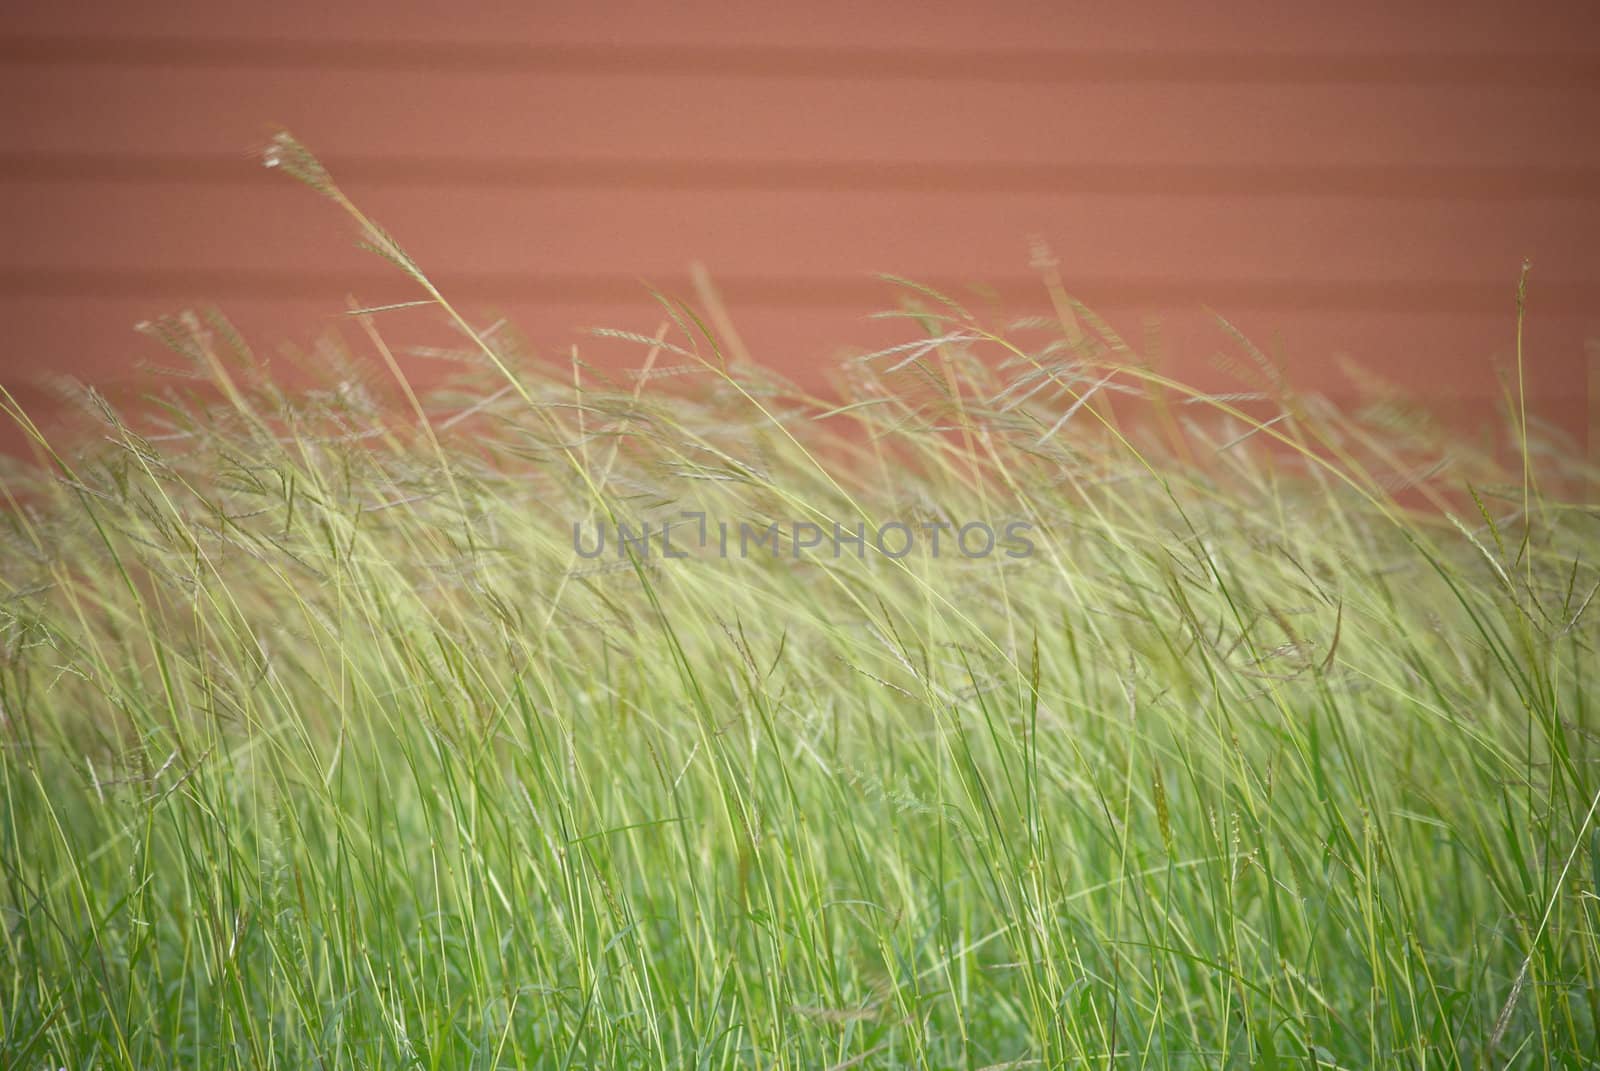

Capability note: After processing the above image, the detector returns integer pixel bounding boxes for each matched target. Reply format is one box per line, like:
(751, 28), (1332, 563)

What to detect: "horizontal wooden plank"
(5, 155), (1598, 201)
(4, 1), (1597, 57)
(4, 38), (1598, 89)
(6, 67), (1599, 171)
(8, 268), (1596, 323)
(3, 183), (1596, 300)
(2, 293), (1589, 406)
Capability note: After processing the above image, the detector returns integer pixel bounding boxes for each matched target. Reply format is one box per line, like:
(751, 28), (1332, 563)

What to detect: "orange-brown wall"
(3, 1), (1597, 438)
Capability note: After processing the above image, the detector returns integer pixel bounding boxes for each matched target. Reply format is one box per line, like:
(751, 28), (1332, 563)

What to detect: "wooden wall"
(3, 1), (1597, 439)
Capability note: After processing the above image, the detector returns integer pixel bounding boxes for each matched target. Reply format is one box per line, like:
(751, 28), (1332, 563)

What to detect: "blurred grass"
(1, 135), (1597, 1069)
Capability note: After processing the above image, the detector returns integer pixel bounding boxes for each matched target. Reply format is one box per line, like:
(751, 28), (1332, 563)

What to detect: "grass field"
(2, 139), (1598, 1068)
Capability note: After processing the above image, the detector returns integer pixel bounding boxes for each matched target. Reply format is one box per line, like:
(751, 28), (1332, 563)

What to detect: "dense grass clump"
(3, 141), (1599, 1068)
